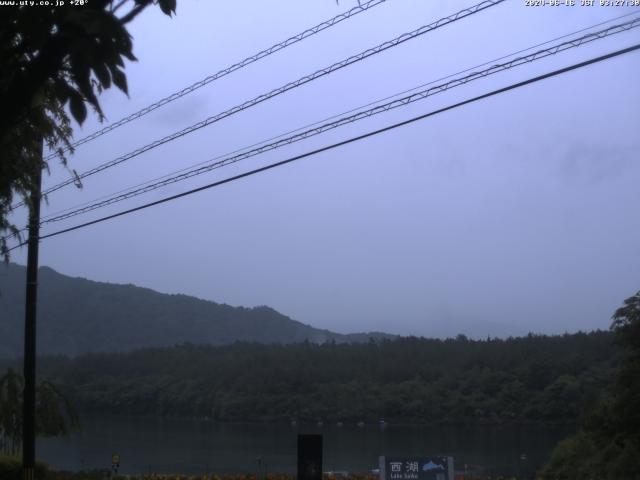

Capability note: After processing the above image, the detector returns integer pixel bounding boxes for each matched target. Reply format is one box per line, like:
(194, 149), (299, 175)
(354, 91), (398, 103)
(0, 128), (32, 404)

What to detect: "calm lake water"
(37, 415), (574, 477)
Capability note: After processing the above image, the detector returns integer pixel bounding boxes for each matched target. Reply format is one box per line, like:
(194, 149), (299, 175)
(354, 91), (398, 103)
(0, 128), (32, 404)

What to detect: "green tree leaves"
(110, 66), (129, 95)
(0, 369), (23, 455)
(27, 332), (614, 425)
(68, 91), (87, 126)
(541, 290), (640, 479)
(0, 369), (79, 455)
(612, 290), (640, 351)
(0, 0), (177, 261)
(158, 0), (178, 16)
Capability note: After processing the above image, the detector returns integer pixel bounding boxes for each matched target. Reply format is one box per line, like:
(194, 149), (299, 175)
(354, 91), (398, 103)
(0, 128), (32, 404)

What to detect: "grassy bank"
(0, 458), (547, 480)
(0, 456), (542, 480)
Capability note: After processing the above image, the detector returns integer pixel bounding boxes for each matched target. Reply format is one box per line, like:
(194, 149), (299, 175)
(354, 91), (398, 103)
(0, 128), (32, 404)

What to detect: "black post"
(297, 434), (322, 480)
(22, 151), (42, 480)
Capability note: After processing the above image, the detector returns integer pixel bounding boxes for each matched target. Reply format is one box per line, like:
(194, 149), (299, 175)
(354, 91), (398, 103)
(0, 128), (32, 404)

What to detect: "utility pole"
(22, 142), (42, 480)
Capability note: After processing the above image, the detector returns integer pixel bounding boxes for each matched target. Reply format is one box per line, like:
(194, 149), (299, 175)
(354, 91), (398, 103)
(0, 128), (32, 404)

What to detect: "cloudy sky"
(9, 0), (640, 338)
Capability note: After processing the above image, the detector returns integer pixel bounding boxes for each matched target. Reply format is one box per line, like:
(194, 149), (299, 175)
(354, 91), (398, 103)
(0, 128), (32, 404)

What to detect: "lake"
(37, 415), (574, 477)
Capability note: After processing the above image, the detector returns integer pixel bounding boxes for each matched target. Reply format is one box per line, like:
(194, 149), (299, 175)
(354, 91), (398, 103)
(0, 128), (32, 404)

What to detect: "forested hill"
(0, 263), (394, 357)
(28, 332), (616, 424)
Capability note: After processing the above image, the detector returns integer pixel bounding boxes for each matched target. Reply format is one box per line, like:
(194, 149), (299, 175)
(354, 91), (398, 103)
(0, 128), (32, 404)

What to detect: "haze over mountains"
(0, 263), (398, 358)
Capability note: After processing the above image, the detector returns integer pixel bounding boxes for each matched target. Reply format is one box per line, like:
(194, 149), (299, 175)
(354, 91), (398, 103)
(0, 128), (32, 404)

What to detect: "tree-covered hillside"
(0, 263), (393, 357)
(16, 332), (616, 425)
(540, 291), (640, 479)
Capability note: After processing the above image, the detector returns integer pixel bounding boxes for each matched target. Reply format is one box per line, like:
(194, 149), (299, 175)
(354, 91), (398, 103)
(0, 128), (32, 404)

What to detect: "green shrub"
(0, 454), (50, 480)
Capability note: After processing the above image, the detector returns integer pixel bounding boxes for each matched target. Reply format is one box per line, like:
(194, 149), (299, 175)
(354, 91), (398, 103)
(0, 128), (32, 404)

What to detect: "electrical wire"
(4, 12), (638, 243)
(36, 17), (640, 226)
(35, 0), (505, 200)
(8, 42), (639, 252)
(38, 9), (640, 223)
(44, 0), (391, 161)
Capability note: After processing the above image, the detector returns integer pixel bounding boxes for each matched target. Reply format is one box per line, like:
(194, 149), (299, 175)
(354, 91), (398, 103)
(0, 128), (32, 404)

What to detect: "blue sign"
(379, 456), (454, 480)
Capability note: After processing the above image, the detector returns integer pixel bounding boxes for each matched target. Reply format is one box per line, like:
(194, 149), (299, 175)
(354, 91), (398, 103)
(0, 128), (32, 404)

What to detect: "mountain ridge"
(0, 263), (395, 358)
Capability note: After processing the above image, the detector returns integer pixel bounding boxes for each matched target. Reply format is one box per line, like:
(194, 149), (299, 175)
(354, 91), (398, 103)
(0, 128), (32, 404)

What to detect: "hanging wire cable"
(35, 0), (505, 200)
(37, 10), (640, 224)
(35, 17), (640, 226)
(3, 13), (637, 243)
(44, 0), (390, 162)
(6, 42), (638, 253)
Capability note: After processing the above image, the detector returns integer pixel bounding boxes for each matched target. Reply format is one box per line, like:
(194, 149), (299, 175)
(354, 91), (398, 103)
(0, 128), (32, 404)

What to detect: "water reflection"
(37, 415), (574, 477)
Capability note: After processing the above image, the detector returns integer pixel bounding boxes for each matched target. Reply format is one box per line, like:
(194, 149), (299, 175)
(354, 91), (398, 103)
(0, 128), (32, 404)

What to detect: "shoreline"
(71, 411), (579, 428)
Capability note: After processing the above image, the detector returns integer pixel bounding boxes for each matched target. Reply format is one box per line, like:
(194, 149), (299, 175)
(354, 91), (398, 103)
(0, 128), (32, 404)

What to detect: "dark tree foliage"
(0, 368), (79, 455)
(0, 0), (176, 260)
(540, 291), (640, 480)
(4, 331), (614, 426)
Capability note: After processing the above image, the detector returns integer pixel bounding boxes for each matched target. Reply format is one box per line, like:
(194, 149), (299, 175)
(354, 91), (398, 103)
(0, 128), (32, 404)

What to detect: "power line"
(36, 17), (640, 226)
(4, 13), (638, 243)
(37, 10), (639, 224)
(44, 0), (390, 161)
(35, 0), (505, 200)
(8, 42), (639, 252)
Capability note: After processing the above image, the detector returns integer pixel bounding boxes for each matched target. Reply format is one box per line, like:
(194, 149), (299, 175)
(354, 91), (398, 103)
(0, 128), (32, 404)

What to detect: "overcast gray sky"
(9, 0), (640, 338)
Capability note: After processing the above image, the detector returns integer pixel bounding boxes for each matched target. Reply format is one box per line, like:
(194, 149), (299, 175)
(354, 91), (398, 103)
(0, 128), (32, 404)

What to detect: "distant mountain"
(0, 263), (395, 358)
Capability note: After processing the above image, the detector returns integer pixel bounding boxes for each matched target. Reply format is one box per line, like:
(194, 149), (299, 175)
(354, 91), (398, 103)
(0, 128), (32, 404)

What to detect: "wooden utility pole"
(22, 144), (42, 480)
